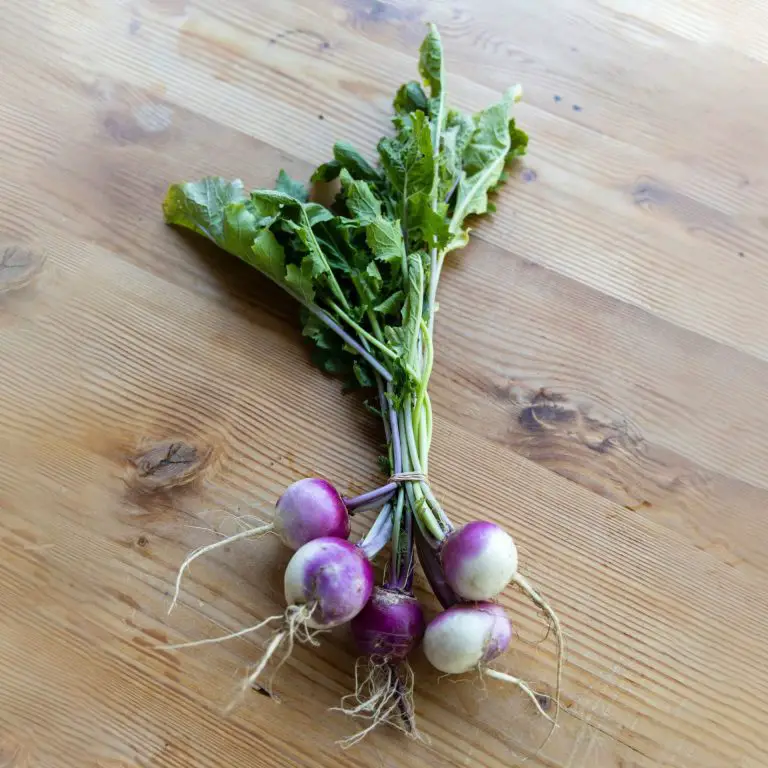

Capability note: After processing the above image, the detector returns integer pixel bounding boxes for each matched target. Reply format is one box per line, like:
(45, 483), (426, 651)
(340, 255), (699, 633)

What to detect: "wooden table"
(2, 1), (767, 766)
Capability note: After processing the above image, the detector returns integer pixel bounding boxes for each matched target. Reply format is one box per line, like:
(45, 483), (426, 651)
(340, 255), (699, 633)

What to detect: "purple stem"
(395, 502), (415, 592)
(414, 526), (457, 609)
(304, 302), (392, 382)
(377, 376), (391, 445)
(345, 482), (398, 513)
(387, 384), (403, 475)
(359, 503), (394, 560)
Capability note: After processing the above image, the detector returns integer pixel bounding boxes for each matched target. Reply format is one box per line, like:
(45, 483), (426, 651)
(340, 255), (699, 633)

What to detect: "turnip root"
(336, 587), (425, 745)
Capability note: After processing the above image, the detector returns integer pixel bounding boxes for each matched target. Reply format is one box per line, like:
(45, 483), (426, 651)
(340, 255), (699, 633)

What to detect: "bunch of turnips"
(162, 24), (563, 744)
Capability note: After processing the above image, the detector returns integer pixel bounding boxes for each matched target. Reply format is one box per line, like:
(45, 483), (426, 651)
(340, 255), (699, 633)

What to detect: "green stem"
(349, 273), (386, 343)
(391, 488), (405, 575)
(426, 249), (446, 339)
(413, 319), (433, 433)
(326, 300), (398, 361)
(418, 406), (429, 474)
(398, 409), (442, 540)
(367, 308), (384, 341)
(404, 407), (450, 533)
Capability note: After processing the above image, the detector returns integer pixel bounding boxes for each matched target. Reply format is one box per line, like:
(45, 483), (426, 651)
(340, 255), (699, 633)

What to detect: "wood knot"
(519, 390), (578, 432)
(127, 440), (208, 492)
(0, 244), (45, 294)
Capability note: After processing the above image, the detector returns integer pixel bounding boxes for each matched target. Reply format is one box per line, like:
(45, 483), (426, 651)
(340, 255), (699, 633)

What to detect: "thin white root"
(484, 668), (554, 723)
(168, 522), (274, 614)
(227, 603), (322, 710)
(512, 572), (565, 727)
(160, 613), (283, 651)
(238, 631), (286, 696)
(333, 657), (420, 748)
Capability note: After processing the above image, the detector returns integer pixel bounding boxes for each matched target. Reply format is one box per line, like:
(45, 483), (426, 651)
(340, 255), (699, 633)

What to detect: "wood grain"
(1, 0), (767, 766)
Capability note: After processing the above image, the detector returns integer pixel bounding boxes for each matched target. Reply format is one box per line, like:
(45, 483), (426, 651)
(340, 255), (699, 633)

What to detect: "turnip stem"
(359, 502), (394, 559)
(414, 525), (457, 608)
(303, 301), (392, 382)
(390, 490), (405, 586)
(325, 299), (399, 361)
(345, 482), (398, 512)
(485, 669), (554, 723)
(377, 377), (391, 445)
(387, 381), (403, 475)
(398, 410), (443, 541)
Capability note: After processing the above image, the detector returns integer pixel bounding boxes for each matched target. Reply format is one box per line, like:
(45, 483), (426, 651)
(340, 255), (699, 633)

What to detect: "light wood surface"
(1, 1), (767, 766)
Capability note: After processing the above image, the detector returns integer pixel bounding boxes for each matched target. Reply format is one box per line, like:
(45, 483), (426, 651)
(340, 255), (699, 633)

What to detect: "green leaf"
(419, 24), (443, 98)
(163, 177), (247, 241)
(378, 109), (434, 229)
(294, 214), (333, 280)
(365, 260), (383, 289)
(384, 324), (409, 358)
(304, 202), (334, 226)
(221, 201), (264, 260)
(249, 229), (286, 283)
(334, 140), (379, 181)
(379, 111), (433, 195)
(275, 169), (309, 202)
(444, 228), (470, 254)
(394, 81), (428, 114)
(366, 218), (405, 264)
(377, 454), (392, 475)
(311, 159), (342, 183)
(302, 313), (334, 349)
(508, 119), (529, 160)
(408, 193), (450, 251)
(451, 88), (524, 230)
(353, 360), (376, 388)
(312, 346), (353, 377)
(462, 89), (518, 175)
(251, 188), (301, 209)
(285, 257), (316, 303)
(340, 169), (381, 225)
(374, 290), (404, 316)
(440, 109), (474, 196)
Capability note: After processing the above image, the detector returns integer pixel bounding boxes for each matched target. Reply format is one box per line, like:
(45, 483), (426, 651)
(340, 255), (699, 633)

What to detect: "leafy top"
(163, 26), (527, 394)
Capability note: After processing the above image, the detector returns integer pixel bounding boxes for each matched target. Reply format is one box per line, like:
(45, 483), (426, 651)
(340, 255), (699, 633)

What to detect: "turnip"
(423, 602), (551, 720)
(350, 587), (425, 661)
(168, 477), (350, 614)
(441, 521), (518, 601)
(284, 537), (374, 629)
(438, 519), (564, 719)
(335, 586), (426, 746)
